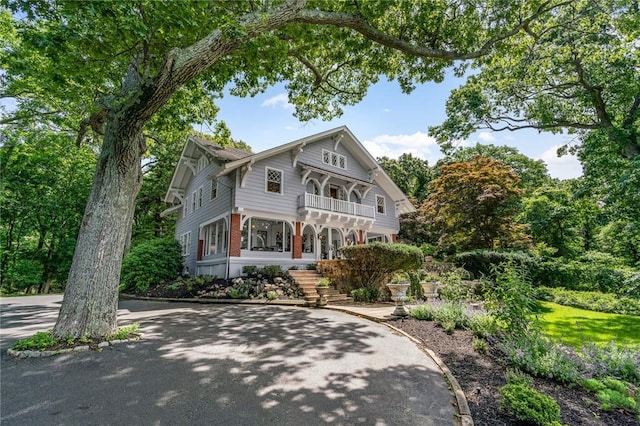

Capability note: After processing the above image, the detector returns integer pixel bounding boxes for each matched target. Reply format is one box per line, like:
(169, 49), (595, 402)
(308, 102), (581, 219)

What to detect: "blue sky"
(211, 78), (583, 180)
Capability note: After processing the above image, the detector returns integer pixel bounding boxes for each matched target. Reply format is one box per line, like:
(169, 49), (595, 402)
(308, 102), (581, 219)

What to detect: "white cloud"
(363, 131), (442, 164)
(537, 145), (583, 180)
(477, 132), (496, 142)
(383, 108), (391, 113)
(260, 93), (293, 109)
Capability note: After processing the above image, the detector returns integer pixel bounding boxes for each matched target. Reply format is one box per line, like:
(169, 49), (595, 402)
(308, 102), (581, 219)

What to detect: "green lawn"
(535, 301), (640, 349)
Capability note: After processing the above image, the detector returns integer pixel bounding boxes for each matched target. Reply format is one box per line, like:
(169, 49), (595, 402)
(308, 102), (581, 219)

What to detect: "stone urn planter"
(315, 278), (331, 307)
(386, 281), (410, 317)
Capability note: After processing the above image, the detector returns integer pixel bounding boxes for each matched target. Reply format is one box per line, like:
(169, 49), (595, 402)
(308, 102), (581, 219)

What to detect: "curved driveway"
(1, 296), (455, 425)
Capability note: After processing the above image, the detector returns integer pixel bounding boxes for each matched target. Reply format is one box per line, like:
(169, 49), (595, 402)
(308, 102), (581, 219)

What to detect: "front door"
(330, 187), (338, 199)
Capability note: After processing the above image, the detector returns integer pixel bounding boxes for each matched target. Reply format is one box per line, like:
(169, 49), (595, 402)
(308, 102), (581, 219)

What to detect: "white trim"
(182, 196), (188, 218)
(265, 166), (283, 195)
(191, 191), (197, 212)
(180, 232), (191, 255)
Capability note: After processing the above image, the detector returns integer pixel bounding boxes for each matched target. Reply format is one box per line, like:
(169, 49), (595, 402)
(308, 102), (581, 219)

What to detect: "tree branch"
(296, 1), (571, 60)
(288, 50), (323, 87)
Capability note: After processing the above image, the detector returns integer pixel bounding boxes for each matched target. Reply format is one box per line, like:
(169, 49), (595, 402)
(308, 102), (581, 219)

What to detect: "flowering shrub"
(580, 342), (640, 386)
(498, 333), (584, 383)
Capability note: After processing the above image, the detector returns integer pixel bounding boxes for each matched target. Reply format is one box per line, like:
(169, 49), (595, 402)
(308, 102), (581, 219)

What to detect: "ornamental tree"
(1, 0), (568, 338)
(421, 155), (529, 253)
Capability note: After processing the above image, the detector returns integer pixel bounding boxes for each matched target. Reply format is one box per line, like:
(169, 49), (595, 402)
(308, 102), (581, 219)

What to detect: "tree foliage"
(421, 155), (529, 253)
(518, 182), (585, 258)
(0, 130), (96, 293)
(437, 144), (551, 193)
(377, 153), (433, 205)
(430, 0), (639, 160)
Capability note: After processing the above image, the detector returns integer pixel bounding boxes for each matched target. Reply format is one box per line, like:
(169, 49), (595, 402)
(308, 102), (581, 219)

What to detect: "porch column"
(197, 239), (204, 261)
(229, 213), (242, 257)
(358, 230), (365, 244)
(293, 221), (302, 259)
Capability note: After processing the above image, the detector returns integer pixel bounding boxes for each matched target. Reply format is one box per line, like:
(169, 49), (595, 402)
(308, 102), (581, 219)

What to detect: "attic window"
(197, 156), (209, 172)
(322, 149), (346, 170)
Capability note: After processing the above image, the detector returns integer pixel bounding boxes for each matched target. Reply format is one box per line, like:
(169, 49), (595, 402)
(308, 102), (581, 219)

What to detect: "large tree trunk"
(53, 120), (144, 338)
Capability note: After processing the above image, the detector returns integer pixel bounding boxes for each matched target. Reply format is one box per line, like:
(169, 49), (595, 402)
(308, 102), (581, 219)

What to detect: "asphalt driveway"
(0, 296), (455, 425)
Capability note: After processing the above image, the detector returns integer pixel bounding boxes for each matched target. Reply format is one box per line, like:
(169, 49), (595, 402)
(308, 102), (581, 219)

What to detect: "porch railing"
(299, 193), (375, 218)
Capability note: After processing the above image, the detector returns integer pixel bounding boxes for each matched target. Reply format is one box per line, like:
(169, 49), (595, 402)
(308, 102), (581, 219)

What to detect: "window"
(241, 218), (292, 252)
(197, 156), (209, 172)
(180, 232), (191, 255)
(204, 219), (227, 255)
(191, 191), (197, 212)
(266, 167), (283, 194)
(322, 149), (347, 170)
(210, 179), (218, 200)
(376, 195), (386, 214)
(183, 195), (188, 218)
(197, 186), (203, 209)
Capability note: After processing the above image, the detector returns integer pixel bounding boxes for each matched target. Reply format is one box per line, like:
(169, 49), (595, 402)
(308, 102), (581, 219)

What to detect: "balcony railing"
(299, 193), (375, 218)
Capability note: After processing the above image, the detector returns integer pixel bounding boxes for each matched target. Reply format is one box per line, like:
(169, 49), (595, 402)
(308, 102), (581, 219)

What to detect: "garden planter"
(386, 282), (410, 317)
(316, 286), (329, 307)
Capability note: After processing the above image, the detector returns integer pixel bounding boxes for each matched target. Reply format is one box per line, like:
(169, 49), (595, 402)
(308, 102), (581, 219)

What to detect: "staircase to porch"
(288, 270), (350, 303)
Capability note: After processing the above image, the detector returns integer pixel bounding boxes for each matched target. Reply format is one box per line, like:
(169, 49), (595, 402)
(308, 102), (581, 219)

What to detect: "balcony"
(298, 193), (375, 218)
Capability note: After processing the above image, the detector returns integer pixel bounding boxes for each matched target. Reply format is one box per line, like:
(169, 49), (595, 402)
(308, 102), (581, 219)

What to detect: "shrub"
(498, 333), (583, 384)
(539, 251), (639, 296)
(242, 265), (259, 277)
(262, 265), (282, 279)
(453, 250), (540, 280)
(582, 379), (639, 413)
(499, 383), (561, 426)
(266, 291), (278, 300)
(597, 388), (638, 412)
(350, 287), (380, 303)
(468, 313), (498, 339)
(484, 262), (539, 337)
(433, 301), (469, 330)
(537, 286), (640, 316)
(120, 238), (183, 293)
(473, 337), (488, 353)
(437, 269), (473, 302)
(409, 304), (436, 321)
(580, 341), (640, 385)
(341, 243), (423, 291)
(505, 368), (533, 387)
(407, 270), (426, 300)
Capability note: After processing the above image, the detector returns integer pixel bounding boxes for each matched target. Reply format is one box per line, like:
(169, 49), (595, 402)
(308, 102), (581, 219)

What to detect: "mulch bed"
(389, 318), (639, 426)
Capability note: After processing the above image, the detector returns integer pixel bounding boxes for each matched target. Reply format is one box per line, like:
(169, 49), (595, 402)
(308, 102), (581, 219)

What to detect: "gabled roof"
(164, 136), (251, 204)
(216, 126), (416, 214)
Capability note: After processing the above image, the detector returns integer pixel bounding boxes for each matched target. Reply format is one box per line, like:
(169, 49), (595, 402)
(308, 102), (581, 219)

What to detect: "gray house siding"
(234, 152), (304, 216)
(175, 159), (234, 275)
(297, 136), (371, 182)
(234, 136), (388, 218)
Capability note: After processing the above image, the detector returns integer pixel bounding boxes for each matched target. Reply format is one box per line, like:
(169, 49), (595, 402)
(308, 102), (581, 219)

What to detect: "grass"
(535, 301), (640, 349)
